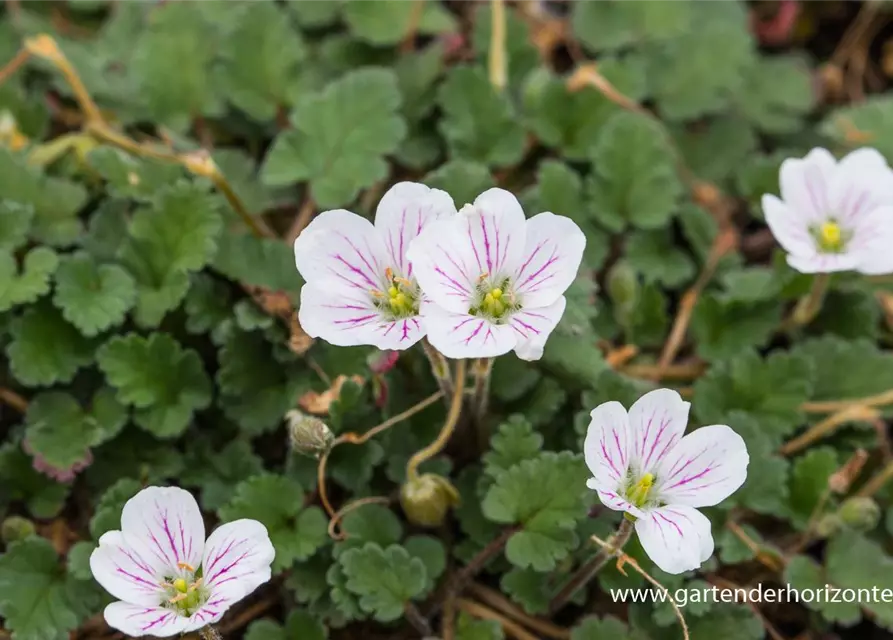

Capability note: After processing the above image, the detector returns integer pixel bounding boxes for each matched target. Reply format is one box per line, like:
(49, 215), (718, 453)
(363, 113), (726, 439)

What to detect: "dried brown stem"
(456, 599), (539, 640)
(0, 388), (28, 413)
(468, 583), (570, 640)
(779, 405), (880, 456)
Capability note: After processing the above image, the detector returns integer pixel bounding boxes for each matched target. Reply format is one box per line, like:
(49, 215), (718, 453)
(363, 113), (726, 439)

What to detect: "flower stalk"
(471, 357), (494, 449)
(787, 272), (831, 329)
(422, 337), (454, 404)
(547, 518), (634, 614)
(488, 0), (507, 91)
(199, 626), (223, 640)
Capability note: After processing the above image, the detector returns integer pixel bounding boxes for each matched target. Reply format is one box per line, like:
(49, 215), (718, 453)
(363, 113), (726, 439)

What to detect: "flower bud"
(814, 513), (842, 539)
(400, 473), (460, 528)
(606, 260), (639, 323)
(286, 410), (333, 459)
(1, 515), (36, 543)
(838, 496), (881, 531)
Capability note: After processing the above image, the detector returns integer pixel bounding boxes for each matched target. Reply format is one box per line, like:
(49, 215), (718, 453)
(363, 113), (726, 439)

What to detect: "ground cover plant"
(2, 1), (893, 639)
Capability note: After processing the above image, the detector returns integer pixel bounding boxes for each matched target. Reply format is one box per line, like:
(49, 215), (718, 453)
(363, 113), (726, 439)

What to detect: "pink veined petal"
(374, 181), (457, 278)
(120, 487), (205, 577)
(627, 389), (690, 477)
(762, 194), (814, 257)
(848, 205), (893, 275)
(90, 531), (169, 606)
(510, 296), (567, 361)
(293, 209), (389, 296)
(837, 147), (893, 190)
(512, 212), (586, 308)
(786, 251), (860, 274)
(634, 505), (714, 575)
(103, 602), (189, 638)
(298, 284), (424, 350)
(202, 519), (275, 603)
(587, 483), (645, 519)
(828, 169), (893, 228)
(420, 300), (517, 359)
(461, 188), (528, 279)
(407, 218), (478, 313)
(584, 400), (631, 491)
(779, 148), (836, 224)
(655, 425), (749, 508)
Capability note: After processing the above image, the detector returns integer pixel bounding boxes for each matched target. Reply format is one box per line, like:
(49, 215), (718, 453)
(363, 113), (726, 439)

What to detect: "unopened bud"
(286, 410), (333, 458)
(838, 497), (881, 531)
(400, 473), (460, 528)
(1, 515), (36, 543)
(606, 260), (639, 323)
(815, 513), (842, 539)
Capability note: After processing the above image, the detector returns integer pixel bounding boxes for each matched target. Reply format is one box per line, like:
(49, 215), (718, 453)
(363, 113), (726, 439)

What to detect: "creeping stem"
(547, 518), (635, 614)
(407, 359), (467, 482)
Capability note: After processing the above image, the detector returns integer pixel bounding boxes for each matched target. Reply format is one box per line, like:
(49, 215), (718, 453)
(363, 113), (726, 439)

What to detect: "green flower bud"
(286, 410), (333, 459)
(1, 515), (36, 543)
(838, 496), (881, 531)
(815, 513), (842, 539)
(606, 260), (639, 322)
(400, 473), (460, 528)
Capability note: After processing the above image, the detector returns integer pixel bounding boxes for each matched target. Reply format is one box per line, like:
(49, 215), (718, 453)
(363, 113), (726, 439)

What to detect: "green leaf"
(245, 611), (327, 640)
(456, 611), (504, 640)
(90, 478), (142, 539)
(785, 554), (860, 625)
(184, 273), (233, 340)
(287, 0), (340, 28)
(0, 441), (70, 520)
(0, 148), (87, 245)
(728, 413), (790, 516)
(339, 543), (427, 622)
(0, 538), (82, 640)
(212, 232), (303, 297)
(625, 230), (695, 287)
(501, 568), (550, 614)
(826, 531), (893, 629)
(217, 330), (309, 434)
(7, 302), (95, 387)
(694, 349), (814, 440)
(404, 535), (446, 595)
(97, 332), (212, 438)
(572, 615), (644, 640)
(571, 0), (694, 52)
(52, 253), (136, 336)
(425, 159), (494, 207)
(219, 473), (328, 572)
(689, 294), (782, 362)
(687, 605), (764, 640)
(735, 55), (814, 134)
(821, 95), (893, 160)
(541, 331), (609, 389)
(483, 452), (588, 571)
(211, 149), (281, 218)
(81, 200), (129, 262)
(85, 147), (185, 201)
(217, 3), (306, 121)
(483, 415), (544, 481)
(24, 389), (126, 481)
(471, 4), (539, 88)
(717, 267), (782, 304)
(336, 504), (403, 557)
(180, 440), (264, 512)
(395, 43), (445, 124)
(588, 111), (683, 231)
(791, 336), (893, 402)
(673, 115), (758, 186)
(0, 247), (59, 313)
(261, 68), (406, 208)
(0, 201), (34, 251)
(344, 0), (455, 46)
(811, 288), (881, 340)
(787, 447), (839, 530)
(436, 65), (526, 168)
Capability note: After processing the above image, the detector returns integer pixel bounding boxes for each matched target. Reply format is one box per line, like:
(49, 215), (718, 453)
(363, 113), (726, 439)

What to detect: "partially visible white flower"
(90, 487), (274, 637)
(762, 147), (893, 275)
(584, 389), (749, 574)
(407, 188), (585, 360)
(294, 182), (456, 350)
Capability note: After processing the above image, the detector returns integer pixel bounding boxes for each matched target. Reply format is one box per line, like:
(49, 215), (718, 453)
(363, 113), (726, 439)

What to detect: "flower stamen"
(818, 221), (843, 252)
(627, 473), (655, 508)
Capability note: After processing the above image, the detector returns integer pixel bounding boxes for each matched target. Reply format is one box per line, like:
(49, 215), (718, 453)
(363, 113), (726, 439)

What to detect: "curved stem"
(488, 0), (507, 91)
(472, 357), (494, 453)
(548, 518), (634, 614)
(407, 358), (467, 482)
(786, 272), (831, 329)
(422, 337), (453, 403)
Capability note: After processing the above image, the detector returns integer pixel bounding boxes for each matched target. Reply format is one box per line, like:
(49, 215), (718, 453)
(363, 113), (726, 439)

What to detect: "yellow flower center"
(627, 473), (655, 508)
(818, 221), (843, 252)
(481, 287), (506, 317)
(172, 578), (188, 593)
(388, 286), (413, 315)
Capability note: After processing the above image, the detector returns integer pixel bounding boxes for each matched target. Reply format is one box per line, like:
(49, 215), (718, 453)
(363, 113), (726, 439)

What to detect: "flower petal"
(655, 425), (749, 508)
(848, 206), (893, 275)
(786, 252), (860, 274)
(408, 218), (478, 313)
(293, 209), (389, 295)
(90, 531), (168, 605)
(588, 484), (645, 518)
(420, 300), (516, 358)
(838, 147), (893, 180)
(510, 296), (566, 361)
(634, 505), (714, 574)
(584, 400), (631, 491)
(779, 147), (836, 223)
(462, 188), (528, 279)
(202, 519), (275, 603)
(120, 486), (205, 576)
(512, 212), (585, 308)
(374, 181), (457, 278)
(103, 602), (188, 638)
(762, 194), (814, 257)
(298, 284), (424, 350)
(628, 389), (690, 477)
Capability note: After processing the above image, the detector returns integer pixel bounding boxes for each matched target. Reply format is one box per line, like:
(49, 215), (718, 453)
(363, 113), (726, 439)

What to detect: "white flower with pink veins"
(762, 147), (893, 275)
(294, 182), (456, 350)
(584, 389), (749, 574)
(89, 486), (274, 636)
(407, 188), (585, 360)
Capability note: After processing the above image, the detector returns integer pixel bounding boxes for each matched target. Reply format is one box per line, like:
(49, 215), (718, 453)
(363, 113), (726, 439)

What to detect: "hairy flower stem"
(787, 272), (831, 329)
(548, 518), (635, 614)
(472, 357), (494, 451)
(199, 626), (222, 640)
(422, 338), (453, 406)
(407, 359), (467, 482)
(489, 0), (507, 91)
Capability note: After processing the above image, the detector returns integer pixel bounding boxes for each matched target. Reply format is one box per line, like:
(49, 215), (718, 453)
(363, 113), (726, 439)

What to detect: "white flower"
(762, 147), (893, 275)
(89, 486), (274, 637)
(407, 188), (585, 360)
(583, 389), (748, 574)
(294, 182), (456, 350)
